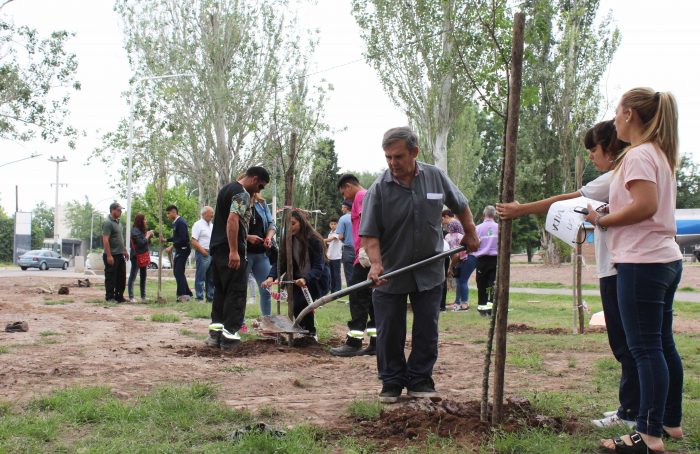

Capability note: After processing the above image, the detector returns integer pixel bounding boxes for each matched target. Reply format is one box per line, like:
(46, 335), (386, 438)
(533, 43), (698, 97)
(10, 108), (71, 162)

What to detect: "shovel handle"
(294, 245), (466, 325)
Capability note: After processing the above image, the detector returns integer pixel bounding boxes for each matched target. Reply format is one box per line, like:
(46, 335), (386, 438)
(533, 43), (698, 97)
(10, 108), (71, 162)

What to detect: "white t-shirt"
(579, 172), (615, 278)
(326, 231), (342, 260)
(191, 218), (213, 250)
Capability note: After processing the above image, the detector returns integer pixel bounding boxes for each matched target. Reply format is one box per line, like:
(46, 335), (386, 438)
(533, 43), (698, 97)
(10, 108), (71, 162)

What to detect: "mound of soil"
(507, 323), (568, 335)
(173, 338), (331, 358)
(352, 397), (581, 448)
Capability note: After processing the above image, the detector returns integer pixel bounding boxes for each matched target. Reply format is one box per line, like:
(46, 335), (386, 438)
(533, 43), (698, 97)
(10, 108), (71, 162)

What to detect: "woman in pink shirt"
(587, 88), (684, 454)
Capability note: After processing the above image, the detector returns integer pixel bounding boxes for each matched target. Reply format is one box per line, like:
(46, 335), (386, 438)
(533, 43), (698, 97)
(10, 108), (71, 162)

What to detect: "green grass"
(0, 346), (8, 354)
(43, 299), (73, 305)
(679, 285), (697, 292)
(150, 313), (181, 323)
(510, 281), (599, 290)
(507, 351), (545, 372)
(347, 399), (383, 421)
(38, 331), (61, 337)
(222, 364), (252, 373)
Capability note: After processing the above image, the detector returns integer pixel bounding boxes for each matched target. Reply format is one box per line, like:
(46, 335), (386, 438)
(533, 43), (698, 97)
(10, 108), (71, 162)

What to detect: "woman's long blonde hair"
(617, 87), (679, 172)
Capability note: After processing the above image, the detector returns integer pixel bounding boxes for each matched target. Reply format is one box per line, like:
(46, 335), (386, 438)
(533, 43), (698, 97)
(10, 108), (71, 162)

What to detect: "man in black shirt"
(206, 166), (270, 349)
(165, 205), (193, 301)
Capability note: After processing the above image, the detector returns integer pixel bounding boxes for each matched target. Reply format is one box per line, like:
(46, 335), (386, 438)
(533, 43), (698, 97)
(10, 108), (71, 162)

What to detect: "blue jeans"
(247, 252), (272, 316)
(128, 254), (147, 299)
(329, 259), (342, 293)
(342, 245), (355, 286)
(599, 275), (639, 421)
(455, 255), (477, 304)
(616, 260), (683, 436)
(194, 251), (214, 300)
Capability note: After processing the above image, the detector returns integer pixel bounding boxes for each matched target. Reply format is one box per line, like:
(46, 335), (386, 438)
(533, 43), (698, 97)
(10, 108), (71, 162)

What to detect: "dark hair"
(583, 120), (627, 163)
(133, 214), (147, 233)
(165, 205), (178, 213)
(246, 166), (270, 183)
(337, 173), (360, 189)
(342, 200), (352, 209)
(441, 209), (454, 217)
(329, 217), (338, 223)
(279, 211), (327, 271)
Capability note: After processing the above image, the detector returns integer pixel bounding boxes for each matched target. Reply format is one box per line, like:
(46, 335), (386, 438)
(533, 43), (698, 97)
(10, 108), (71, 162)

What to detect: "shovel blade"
(257, 315), (308, 334)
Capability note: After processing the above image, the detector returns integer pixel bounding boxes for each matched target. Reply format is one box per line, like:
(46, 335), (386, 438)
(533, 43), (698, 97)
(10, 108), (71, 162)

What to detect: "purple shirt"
(473, 219), (498, 257)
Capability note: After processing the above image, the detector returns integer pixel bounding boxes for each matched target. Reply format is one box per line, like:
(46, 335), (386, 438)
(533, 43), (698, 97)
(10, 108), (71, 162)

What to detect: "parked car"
(18, 250), (69, 271)
(149, 252), (171, 269)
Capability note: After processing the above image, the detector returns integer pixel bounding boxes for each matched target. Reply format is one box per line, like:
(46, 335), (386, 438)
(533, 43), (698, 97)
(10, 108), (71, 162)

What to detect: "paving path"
(1, 269), (698, 302)
(509, 286), (700, 303)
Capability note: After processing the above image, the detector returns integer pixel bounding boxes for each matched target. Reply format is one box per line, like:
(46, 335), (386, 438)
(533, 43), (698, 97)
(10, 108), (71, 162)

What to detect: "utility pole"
(49, 156), (68, 251)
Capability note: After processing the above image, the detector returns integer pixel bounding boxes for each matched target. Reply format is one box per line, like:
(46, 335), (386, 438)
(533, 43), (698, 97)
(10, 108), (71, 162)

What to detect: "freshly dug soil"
(347, 397), (582, 449)
(174, 337), (335, 358)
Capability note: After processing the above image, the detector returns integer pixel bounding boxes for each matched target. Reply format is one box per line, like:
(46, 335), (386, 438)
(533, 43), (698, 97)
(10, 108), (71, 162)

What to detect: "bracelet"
(594, 213), (608, 231)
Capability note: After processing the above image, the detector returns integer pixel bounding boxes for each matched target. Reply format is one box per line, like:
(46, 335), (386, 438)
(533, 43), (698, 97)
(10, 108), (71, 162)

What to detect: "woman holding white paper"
(497, 121), (637, 429)
(588, 89), (683, 454)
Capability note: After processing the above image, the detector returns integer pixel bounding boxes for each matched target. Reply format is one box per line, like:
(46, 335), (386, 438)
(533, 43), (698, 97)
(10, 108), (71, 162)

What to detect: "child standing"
(324, 218), (343, 293)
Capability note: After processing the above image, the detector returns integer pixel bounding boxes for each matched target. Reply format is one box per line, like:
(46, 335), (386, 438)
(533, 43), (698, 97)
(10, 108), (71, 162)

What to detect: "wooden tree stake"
(491, 12), (525, 425)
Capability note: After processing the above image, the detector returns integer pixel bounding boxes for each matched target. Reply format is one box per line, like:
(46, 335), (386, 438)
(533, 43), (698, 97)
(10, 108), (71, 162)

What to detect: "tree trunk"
(284, 133), (297, 325)
(491, 12), (525, 425)
(432, 0), (455, 172)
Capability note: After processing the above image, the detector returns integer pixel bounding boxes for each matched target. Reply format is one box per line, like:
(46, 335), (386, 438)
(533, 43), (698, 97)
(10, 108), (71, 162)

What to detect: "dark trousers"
(476, 255), (497, 306)
(210, 248), (248, 333)
(373, 284), (441, 387)
(292, 285), (316, 335)
(329, 259), (342, 293)
(616, 261), (684, 437)
(173, 247), (193, 297)
(341, 245), (355, 286)
(345, 264), (374, 347)
(599, 275), (639, 421)
(127, 255), (147, 299)
(103, 253), (126, 302)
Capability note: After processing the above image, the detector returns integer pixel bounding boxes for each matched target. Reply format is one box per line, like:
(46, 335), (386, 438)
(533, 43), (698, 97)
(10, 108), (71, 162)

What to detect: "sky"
(1, 0), (699, 216)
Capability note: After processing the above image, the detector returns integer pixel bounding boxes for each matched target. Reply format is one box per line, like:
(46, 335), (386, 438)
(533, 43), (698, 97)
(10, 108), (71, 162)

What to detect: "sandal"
(601, 432), (664, 454)
(662, 428), (683, 440)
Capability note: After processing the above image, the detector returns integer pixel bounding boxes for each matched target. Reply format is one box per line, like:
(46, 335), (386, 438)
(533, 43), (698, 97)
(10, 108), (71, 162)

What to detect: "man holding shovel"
(360, 127), (480, 403)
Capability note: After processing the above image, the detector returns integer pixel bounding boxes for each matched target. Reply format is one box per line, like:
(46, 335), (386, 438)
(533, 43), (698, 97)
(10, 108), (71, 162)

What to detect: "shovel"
(291, 246), (467, 330)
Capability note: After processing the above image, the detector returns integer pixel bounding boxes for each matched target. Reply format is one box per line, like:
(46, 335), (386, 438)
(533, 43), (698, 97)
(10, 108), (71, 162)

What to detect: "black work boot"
(359, 336), (376, 356)
(330, 336), (363, 357)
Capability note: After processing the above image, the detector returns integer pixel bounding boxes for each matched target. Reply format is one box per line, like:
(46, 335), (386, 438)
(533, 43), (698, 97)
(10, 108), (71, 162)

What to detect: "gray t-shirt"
(102, 215), (125, 255)
(359, 161), (469, 294)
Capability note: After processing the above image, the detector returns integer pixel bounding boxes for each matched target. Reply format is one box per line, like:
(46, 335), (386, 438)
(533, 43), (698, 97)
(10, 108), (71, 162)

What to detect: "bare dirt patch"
(0, 273), (694, 446)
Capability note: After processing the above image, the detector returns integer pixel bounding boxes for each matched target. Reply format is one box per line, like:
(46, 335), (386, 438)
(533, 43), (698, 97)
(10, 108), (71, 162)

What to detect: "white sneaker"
(602, 410), (618, 417)
(591, 414), (635, 428)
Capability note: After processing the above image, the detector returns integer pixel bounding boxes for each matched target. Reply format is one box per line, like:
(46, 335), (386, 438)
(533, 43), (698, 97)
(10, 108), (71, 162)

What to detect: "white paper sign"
(545, 196), (606, 245)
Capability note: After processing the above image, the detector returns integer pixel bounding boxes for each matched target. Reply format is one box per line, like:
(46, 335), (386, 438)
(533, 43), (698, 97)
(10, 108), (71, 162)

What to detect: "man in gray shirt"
(102, 202), (129, 303)
(360, 127), (480, 403)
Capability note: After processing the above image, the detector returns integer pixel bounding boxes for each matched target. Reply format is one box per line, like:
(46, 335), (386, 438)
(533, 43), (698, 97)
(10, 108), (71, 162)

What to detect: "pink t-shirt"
(351, 189), (367, 266)
(607, 143), (682, 264)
